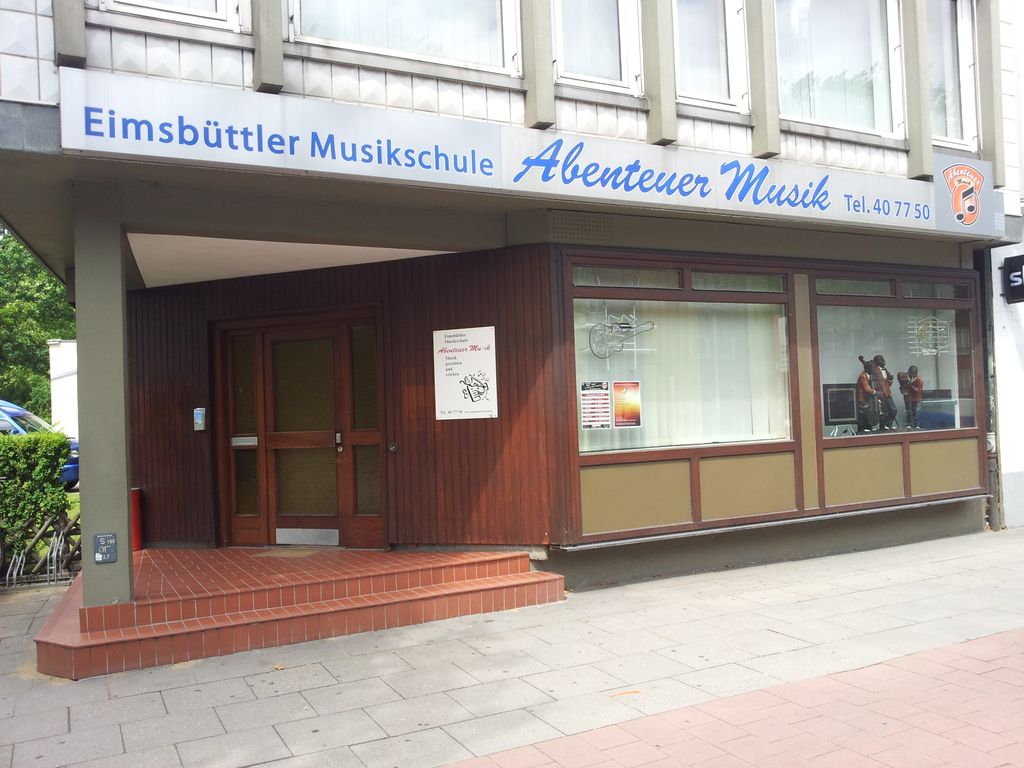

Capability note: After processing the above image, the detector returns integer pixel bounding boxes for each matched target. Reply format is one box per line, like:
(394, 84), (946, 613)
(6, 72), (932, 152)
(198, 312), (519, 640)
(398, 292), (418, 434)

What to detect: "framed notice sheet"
(580, 382), (611, 430)
(433, 326), (498, 420)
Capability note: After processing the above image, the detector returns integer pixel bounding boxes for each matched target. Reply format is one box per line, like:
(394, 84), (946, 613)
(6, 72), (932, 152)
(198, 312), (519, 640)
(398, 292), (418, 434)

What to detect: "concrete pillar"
(902, 0), (933, 180)
(252, 0), (284, 94)
(521, 0), (556, 129)
(746, 0), (780, 159)
(53, 0), (86, 68)
(74, 183), (133, 607)
(641, 0), (678, 145)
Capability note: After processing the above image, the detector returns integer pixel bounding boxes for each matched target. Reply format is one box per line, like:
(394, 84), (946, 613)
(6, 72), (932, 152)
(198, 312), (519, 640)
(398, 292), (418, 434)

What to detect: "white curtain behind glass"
(575, 299), (791, 452)
(560, 0), (623, 81)
(776, 0), (892, 133)
(300, 0), (504, 68)
(675, 0), (729, 100)
(927, 1), (964, 140)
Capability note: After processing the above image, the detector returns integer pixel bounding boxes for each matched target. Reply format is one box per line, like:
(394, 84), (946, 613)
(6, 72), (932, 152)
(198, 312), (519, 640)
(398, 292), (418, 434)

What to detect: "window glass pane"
(692, 272), (786, 293)
(351, 325), (379, 430)
(676, 0), (730, 100)
(354, 445), (382, 517)
(573, 266), (681, 289)
(928, 1), (964, 140)
(560, 0), (622, 80)
(300, 0), (504, 68)
(903, 282), (970, 300)
(276, 448), (337, 516)
(776, 0), (892, 133)
(575, 299), (791, 452)
(231, 335), (256, 435)
(818, 306), (975, 435)
(816, 278), (893, 297)
(273, 338), (334, 432)
(233, 450), (258, 517)
(123, 0), (217, 11)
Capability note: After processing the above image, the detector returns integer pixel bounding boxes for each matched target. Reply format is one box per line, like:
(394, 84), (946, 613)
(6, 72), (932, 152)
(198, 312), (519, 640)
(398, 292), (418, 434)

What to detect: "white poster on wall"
(433, 326), (498, 420)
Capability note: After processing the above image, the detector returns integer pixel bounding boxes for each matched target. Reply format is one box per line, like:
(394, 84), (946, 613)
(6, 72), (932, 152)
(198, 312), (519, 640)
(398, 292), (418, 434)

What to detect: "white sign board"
(59, 69), (1002, 239)
(433, 327), (498, 420)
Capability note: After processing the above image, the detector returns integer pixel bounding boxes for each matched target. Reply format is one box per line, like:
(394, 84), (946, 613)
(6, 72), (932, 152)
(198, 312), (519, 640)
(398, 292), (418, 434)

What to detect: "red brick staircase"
(36, 549), (564, 679)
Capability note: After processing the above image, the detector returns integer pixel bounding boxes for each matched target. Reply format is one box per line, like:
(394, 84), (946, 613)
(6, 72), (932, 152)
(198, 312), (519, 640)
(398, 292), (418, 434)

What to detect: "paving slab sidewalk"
(0, 529), (1022, 768)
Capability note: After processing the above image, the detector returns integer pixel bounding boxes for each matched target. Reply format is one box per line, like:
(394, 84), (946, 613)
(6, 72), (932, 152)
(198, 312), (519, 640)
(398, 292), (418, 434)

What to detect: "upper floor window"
(554, 0), (643, 94)
(294, 0), (520, 73)
(776, 0), (903, 136)
(99, 0), (241, 29)
(674, 0), (748, 109)
(928, 0), (977, 146)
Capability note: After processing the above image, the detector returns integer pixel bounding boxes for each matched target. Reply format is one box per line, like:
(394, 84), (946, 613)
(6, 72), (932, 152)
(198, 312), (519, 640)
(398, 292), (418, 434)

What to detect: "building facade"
(0, 0), (1019, 607)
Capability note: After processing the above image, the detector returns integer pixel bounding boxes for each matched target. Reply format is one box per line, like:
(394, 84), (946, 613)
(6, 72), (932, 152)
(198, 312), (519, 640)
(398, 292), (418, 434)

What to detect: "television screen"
(823, 384), (858, 425)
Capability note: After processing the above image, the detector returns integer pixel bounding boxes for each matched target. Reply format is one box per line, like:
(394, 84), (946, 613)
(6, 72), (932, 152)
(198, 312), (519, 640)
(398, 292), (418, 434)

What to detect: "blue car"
(0, 400), (79, 490)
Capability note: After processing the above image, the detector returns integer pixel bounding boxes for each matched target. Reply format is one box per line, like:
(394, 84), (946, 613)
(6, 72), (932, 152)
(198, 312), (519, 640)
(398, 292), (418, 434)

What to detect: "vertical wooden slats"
(128, 248), (572, 547)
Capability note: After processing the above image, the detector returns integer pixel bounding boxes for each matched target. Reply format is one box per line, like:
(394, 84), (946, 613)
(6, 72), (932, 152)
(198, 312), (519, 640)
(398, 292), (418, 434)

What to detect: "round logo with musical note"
(942, 163), (984, 227)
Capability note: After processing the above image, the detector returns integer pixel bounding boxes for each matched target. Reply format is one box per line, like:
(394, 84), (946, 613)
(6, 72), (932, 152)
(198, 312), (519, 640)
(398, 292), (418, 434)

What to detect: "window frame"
(288, 0), (523, 77)
(98, 0), (245, 31)
(569, 254), (797, 458)
(672, 0), (749, 112)
(929, 0), (979, 150)
(775, 0), (906, 140)
(812, 270), (980, 444)
(552, 0), (644, 96)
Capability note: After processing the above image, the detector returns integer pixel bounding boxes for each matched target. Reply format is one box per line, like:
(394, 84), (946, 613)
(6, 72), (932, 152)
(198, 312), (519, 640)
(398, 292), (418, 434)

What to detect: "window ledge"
(931, 142), (981, 160)
(554, 84), (649, 111)
(676, 102), (753, 127)
(85, 8), (250, 47)
(283, 41), (525, 91)
(780, 119), (909, 151)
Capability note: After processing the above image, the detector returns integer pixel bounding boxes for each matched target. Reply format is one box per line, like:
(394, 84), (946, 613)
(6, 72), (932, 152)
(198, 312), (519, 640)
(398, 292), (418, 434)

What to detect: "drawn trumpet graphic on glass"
(588, 313), (655, 359)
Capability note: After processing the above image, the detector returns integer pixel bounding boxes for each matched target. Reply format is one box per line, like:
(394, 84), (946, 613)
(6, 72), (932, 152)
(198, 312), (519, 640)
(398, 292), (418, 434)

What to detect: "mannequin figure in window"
(856, 356), (880, 433)
(872, 354), (898, 430)
(898, 365), (925, 429)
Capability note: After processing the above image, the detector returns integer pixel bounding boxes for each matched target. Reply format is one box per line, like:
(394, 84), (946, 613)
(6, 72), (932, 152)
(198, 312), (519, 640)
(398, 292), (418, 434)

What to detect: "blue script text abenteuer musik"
(513, 139), (831, 212)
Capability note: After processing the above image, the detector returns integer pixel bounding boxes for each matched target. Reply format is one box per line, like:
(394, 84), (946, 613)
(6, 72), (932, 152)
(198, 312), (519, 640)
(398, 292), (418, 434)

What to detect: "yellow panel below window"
(910, 439), (980, 496)
(581, 461), (691, 535)
(824, 445), (904, 507)
(699, 453), (796, 520)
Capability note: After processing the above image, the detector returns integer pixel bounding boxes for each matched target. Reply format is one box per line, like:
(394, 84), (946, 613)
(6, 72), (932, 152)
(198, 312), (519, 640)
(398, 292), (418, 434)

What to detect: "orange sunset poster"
(613, 381), (642, 428)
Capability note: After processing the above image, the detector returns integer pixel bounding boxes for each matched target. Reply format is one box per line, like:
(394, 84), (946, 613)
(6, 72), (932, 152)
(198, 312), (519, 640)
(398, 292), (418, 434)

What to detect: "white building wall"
(992, 0), (1024, 527)
(0, 0), (57, 104)
(47, 339), (78, 438)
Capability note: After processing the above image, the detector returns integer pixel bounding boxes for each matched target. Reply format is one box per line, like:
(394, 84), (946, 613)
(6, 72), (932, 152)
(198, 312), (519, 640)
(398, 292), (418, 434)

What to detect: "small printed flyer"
(580, 381), (611, 430)
(433, 326), (498, 420)
(613, 381), (642, 428)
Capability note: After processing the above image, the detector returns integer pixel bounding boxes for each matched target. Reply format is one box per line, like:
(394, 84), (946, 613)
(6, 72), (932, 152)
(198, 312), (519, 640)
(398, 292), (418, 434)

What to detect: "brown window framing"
(562, 248), (985, 545)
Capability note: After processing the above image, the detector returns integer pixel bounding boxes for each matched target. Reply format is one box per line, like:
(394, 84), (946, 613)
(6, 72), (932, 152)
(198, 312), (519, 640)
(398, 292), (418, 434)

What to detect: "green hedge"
(0, 432), (69, 558)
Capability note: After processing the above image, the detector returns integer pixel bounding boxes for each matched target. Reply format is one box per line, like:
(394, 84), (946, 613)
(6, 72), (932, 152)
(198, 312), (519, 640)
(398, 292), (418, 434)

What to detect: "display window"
(815, 278), (976, 438)
(673, 0), (749, 110)
(775, 0), (904, 136)
(928, 0), (977, 147)
(293, 0), (520, 74)
(553, 0), (643, 94)
(572, 264), (792, 454)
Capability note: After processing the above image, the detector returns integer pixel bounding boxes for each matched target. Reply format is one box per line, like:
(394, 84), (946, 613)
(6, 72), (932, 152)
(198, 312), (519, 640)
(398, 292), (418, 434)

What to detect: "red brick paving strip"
(448, 629), (1024, 768)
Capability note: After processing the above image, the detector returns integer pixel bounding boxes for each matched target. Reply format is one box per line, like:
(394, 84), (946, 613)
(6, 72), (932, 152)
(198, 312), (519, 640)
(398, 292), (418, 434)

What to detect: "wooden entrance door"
(217, 318), (384, 548)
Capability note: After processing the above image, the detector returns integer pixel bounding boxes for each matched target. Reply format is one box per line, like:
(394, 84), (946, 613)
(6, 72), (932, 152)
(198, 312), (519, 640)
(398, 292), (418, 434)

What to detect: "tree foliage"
(0, 226), (76, 420)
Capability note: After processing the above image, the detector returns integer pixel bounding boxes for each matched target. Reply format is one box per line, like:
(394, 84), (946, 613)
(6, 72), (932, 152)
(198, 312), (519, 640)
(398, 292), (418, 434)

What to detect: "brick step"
(79, 550), (531, 633)
(38, 570), (565, 680)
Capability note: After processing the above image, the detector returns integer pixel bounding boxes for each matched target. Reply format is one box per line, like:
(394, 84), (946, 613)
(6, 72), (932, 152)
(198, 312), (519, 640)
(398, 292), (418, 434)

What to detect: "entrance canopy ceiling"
(126, 234), (446, 288)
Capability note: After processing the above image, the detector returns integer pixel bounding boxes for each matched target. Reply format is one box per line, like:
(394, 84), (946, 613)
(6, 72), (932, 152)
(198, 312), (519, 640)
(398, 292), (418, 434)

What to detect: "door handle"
(335, 432), (343, 453)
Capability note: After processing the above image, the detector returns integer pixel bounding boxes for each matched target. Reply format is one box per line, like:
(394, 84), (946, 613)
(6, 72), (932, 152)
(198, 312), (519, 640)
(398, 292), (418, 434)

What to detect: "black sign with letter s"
(1003, 255), (1024, 304)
